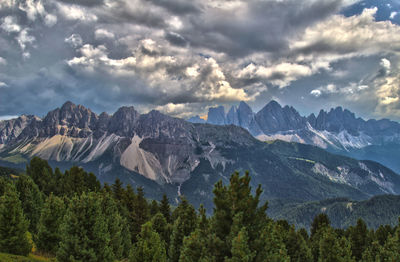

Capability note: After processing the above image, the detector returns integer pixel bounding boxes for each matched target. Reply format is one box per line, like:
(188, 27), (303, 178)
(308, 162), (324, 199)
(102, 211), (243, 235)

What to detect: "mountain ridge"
(190, 100), (400, 173)
(1, 101), (400, 208)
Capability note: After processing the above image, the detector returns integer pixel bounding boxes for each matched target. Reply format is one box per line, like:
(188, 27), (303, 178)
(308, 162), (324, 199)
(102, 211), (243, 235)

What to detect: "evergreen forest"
(1, 157), (400, 262)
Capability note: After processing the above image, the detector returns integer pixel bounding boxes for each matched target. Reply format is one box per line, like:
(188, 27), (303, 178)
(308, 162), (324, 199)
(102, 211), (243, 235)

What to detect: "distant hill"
(269, 194), (400, 230)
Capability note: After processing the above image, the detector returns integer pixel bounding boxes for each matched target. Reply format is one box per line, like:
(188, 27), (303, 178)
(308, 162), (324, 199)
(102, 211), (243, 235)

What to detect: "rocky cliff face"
(187, 100), (400, 173)
(1, 101), (400, 207)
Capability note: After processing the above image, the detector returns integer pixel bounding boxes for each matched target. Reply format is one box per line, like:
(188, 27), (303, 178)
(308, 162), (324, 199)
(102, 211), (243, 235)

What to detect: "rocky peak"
(255, 100), (306, 134)
(108, 106), (140, 137)
(0, 115), (38, 144)
(207, 106), (226, 125)
(226, 106), (239, 125)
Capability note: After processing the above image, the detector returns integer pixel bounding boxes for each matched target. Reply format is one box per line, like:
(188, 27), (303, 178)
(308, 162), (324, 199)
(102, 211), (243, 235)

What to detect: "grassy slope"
(0, 253), (54, 262)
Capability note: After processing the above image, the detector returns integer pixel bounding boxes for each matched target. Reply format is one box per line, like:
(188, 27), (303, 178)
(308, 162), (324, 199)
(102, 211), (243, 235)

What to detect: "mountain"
(206, 106), (226, 125)
(1, 101), (400, 210)
(190, 100), (400, 173)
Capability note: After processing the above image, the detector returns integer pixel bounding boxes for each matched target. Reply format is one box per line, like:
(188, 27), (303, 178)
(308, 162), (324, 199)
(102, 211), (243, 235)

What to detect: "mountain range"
(189, 101), (400, 173)
(1, 101), (400, 212)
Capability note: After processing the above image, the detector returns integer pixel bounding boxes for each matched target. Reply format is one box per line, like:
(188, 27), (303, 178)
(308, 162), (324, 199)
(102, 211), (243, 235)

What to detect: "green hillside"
(269, 195), (400, 230)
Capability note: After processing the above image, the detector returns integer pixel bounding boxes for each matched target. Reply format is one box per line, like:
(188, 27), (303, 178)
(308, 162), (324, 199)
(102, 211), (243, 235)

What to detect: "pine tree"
(285, 226), (313, 262)
(159, 193), (171, 223)
(226, 227), (255, 262)
(131, 186), (149, 242)
(380, 220), (400, 261)
(255, 223), (290, 262)
(100, 192), (129, 260)
(212, 172), (268, 260)
(15, 175), (44, 234)
(36, 193), (65, 254)
(179, 205), (216, 262)
(151, 212), (170, 246)
(361, 240), (382, 262)
(310, 213), (331, 262)
(57, 192), (114, 262)
(349, 218), (370, 261)
(318, 228), (354, 262)
(150, 199), (159, 216)
(169, 197), (197, 262)
(26, 157), (54, 195)
(0, 183), (31, 256)
(129, 222), (167, 262)
(112, 178), (124, 202)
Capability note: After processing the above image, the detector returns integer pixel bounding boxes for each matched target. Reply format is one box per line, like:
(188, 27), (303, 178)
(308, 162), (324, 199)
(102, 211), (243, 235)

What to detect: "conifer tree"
(36, 193), (65, 254)
(380, 219), (400, 261)
(169, 197), (197, 262)
(57, 192), (113, 262)
(285, 226), (313, 262)
(112, 178), (124, 202)
(212, 172), (268, 260)
(15, 175), (44, 234)
(130, 222), (167, 262)
(100, 192), (128, 260)
(150, 199), (159, 216)
(255, 223), (290, 262)
(318, 228), (354, 262)
(131, 186), (149, 241)
(179, 205), (216, 262)
(151, 212), (170, 246)
(310, 213), (331, 262)
(361, 240), (383, 262)
(26, 157), (54, 195)
(0, 183), (31, 256)
(159, 193), (171, 223)
(349, 218), (370, 261)
(226, 227), (255, 262)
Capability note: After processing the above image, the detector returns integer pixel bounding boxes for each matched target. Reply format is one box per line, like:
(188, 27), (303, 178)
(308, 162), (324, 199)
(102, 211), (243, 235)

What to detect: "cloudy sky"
(0, 0), (400, 121)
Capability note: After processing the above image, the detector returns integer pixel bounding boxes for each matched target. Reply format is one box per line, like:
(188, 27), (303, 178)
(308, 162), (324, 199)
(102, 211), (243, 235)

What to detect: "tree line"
(0, 157), (400, 261)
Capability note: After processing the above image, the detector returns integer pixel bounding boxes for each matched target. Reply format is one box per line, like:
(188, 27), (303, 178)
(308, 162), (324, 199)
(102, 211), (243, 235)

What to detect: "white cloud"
(94, 28), (115, 39)
(65, 34), (83, 48)
(44, 14), (57, 27)
(18, 0), (57, 27)
(17, 28), (35, 50)
(0, 82), (8, 88)
(310, 83), (369, 98)
(0, 57), (7, 65)
(390, 12), (397, 19)
(238, 62), (313, 88)
(1, 16), (21, 33)
(380, 58), (391, 73)
(291, 8), (400, 56)
(56, 3), (97, 21)
(0, 115), (18, 121)
(310, 89), (322, 97)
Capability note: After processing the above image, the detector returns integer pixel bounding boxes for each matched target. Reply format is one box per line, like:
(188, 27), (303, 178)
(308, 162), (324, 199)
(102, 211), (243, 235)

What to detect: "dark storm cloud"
(165, 32), (187, 47)
(148, 0), (201, 15)
(56, 0), (104, 7)
(1, 0), (400, 121)
(177, 0), (347, 57)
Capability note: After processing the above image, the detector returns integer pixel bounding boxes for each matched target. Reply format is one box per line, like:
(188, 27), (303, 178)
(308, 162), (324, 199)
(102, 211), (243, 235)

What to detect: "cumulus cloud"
(1, 0), (400, 121)
(65, 34), (83, 48)
(1, 16), (21, 33)
(94, 28), (115, 39)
